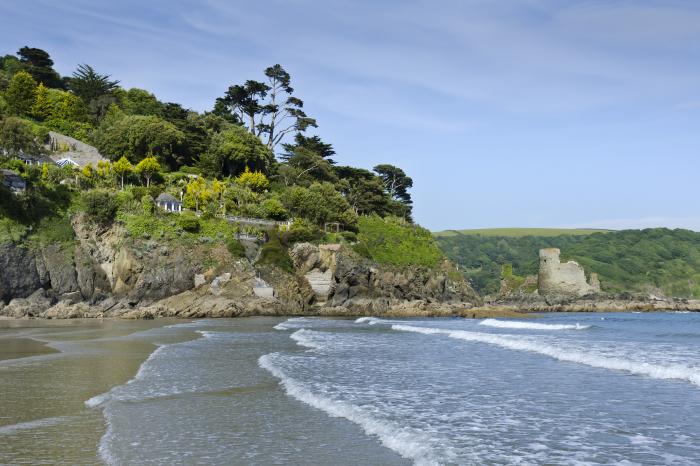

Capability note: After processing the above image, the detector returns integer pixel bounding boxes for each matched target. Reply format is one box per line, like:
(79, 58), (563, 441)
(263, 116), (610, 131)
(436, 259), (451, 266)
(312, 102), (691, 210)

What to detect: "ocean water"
(1, 313), (700, 465)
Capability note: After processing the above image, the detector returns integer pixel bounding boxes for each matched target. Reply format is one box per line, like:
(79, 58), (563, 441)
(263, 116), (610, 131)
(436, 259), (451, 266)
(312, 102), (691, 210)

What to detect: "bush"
(141, 194), (154, 215)
(81, 190), (118, 225)
(178, 213), (200, 232)
(226, 237), (246, 258)
(283, 219), (322, 244)
(258, 229), (293, 273)
(356, 215), (443, 268)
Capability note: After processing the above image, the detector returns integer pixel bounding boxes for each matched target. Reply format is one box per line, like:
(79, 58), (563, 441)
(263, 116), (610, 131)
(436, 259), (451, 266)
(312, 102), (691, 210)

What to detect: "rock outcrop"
(0, 220), (480, 319)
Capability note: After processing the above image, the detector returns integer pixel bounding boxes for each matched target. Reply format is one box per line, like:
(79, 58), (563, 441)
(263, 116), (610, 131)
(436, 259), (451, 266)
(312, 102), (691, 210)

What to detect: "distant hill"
(433, 228), (612, 237)
(435, 228), (700, 298)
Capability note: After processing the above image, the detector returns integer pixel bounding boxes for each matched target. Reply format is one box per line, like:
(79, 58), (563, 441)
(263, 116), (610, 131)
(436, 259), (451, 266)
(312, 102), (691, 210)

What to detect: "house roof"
(156, 193), (180, 203)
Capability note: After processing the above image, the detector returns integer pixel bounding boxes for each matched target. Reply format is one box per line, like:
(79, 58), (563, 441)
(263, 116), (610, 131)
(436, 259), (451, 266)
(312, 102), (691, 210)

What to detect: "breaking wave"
(259, 353), (444, 466)
(392, 324), (700, 388)
(479, 319), (590, 330)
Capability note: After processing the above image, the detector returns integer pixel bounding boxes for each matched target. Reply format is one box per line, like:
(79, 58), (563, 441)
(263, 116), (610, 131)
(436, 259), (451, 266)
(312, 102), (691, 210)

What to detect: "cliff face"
(0, 219), (480, 318)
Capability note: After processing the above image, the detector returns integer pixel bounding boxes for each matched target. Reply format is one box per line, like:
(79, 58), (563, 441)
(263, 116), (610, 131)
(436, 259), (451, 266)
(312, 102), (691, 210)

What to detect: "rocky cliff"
(0, 217), (480, 319)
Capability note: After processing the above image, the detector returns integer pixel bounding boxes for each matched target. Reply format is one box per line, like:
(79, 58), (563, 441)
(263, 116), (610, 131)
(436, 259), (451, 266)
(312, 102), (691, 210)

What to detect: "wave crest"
(479, 319), (590, 330)
(392, 324), (700, 388)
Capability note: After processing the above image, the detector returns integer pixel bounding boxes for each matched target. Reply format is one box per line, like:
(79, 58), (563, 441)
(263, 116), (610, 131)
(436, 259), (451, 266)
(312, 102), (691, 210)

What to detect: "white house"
(156, 193), (183, 212)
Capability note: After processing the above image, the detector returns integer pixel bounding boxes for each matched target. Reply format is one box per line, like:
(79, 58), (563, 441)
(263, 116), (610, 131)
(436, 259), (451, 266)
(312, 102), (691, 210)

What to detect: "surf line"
(392, 324), (700, 388)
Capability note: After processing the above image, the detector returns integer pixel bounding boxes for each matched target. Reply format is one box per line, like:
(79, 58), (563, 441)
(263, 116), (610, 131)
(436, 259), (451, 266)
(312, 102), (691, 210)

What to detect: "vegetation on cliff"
(436, 228), (700, 298)
(0, 46), (452, 275)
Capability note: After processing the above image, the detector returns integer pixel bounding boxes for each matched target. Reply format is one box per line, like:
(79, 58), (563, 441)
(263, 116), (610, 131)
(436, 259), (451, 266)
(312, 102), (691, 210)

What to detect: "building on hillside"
(15, 154), (53, 166)
(55, 157), (80, 168)
(156, 193), (183, 212)
(0, 169), (27, 193)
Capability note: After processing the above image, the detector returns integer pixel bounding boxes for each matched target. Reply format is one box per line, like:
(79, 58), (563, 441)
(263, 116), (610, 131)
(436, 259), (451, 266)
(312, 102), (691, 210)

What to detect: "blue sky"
(2, 0), (699, 231)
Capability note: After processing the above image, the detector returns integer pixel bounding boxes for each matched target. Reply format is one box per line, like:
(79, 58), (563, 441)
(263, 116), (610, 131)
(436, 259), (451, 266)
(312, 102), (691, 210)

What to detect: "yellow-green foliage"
(236, 166), (269, 192)
(356, 215), (443, 268)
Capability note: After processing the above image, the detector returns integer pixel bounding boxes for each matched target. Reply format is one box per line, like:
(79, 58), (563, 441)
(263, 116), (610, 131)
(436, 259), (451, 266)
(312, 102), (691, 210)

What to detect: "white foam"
(0, 415), (73, 436)
(85, 344), (168, 408)
(354, 317), (383, 324)
(392, 324), (700, 388)
(259, 353), (444, 466)
(479, 319), (590, 331)
(274, 317), (314, 330)
(290, 329), (326, 350)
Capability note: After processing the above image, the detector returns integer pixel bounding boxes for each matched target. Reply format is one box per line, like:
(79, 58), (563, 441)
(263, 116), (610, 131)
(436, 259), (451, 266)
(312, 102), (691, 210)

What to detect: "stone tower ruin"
(538, 248), (600, 301)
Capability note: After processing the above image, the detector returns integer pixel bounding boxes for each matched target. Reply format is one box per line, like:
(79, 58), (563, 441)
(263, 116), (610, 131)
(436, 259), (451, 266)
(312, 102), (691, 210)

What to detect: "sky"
(1, 0), (699, 231)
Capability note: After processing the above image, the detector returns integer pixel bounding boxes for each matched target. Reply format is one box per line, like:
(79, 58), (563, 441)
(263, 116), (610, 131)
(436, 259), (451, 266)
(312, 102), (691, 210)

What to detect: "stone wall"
(538, 248), (599, 302)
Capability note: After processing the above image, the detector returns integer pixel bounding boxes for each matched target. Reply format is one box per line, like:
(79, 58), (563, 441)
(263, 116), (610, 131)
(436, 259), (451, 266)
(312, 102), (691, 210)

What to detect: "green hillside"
(436, 228), (700, 298)
(433, 228), (611, 237)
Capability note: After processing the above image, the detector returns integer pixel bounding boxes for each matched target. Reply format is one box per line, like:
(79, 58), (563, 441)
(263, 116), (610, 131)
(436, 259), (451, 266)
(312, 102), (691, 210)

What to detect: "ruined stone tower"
(538, 248), (600, 301)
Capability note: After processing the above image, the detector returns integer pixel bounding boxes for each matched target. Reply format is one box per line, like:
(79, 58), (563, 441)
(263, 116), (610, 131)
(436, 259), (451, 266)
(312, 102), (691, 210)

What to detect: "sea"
(1, 312), (699, 465)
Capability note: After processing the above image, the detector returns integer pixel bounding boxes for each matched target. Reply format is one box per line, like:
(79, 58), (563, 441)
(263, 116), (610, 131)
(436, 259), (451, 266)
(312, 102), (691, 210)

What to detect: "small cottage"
(156, 193), (183, 212)
(0, 169), (27, 193)
(15, 154), (51, 166)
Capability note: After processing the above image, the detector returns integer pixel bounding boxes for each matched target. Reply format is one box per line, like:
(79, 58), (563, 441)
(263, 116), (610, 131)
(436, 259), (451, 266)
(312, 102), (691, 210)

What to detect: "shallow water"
(1, 313), (699, 465)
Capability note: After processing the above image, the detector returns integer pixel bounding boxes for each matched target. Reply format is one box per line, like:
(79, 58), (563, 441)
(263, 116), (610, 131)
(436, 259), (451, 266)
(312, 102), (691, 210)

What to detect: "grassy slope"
(435, 228), (700, 298)
(433, 228), (612, 237)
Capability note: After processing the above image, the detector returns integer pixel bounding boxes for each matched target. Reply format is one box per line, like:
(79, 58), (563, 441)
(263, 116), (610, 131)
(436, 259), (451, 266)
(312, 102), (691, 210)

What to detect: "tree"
(17, 47), (63, 88)
(215, 65), (316, 150)
(283, 134), (335, 163)
(216, 80), (270, 135)
(283, 147), (337, 184)
(113, 156), (133, 190)
(200, 125), (274, 177)
(373, 164), (413, 207)
(68, 64), (119, 105)
(5, 71), (37, 116)
(258, 64), (317, 150)
(335, 166), (391, 216)
(50, 90), (88, 122)
(92, 114), (185, 168)
(118, 88), (162, 116)
(134, 156), (161, 187)
(31, 82), (52, 120)
(185, 176), (211, 213)
(0, 117), (39, 155)
(236, 166), (269, 192)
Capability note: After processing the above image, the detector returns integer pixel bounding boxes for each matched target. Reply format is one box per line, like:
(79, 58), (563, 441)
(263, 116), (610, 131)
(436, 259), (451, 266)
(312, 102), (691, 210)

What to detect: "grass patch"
(356, 215), (443, 268)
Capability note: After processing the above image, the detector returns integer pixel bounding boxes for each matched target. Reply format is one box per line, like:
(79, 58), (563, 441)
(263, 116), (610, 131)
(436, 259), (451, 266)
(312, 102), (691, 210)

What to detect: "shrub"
(81, 189), (118, 225)
(283, 218), (322, 244)
(226, 237), (246, 258)
(258, 229), (293, 273)
(141, 194), (155, 215)
(178, 213), (200, 232)
(356, 215), (443, 268)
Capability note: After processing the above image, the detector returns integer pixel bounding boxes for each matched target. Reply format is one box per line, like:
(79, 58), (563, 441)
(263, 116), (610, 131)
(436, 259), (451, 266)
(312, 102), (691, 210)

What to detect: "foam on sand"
(259, 353), (444, 466)
(479, 319), (590, 330)
(392, 324), (700, 388)
(0, 415), (74, 436)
